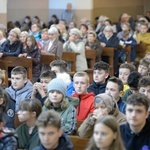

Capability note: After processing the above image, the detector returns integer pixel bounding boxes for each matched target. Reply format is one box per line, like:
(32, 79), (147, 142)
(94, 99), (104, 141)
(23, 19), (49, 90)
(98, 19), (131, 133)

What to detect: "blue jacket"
(33, 133), (73, 150)
(120, 121), (150, 150)
(0, 40), (22, 56)
(117, 98), (126, 114)
(5, 80), (33, 112)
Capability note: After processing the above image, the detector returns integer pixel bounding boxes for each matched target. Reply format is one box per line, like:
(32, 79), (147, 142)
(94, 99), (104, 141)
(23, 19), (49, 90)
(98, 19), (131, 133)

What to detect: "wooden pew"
(62, 52), (79, 72)
(135, 43), (147, 59)
(85, 50), (96, 68)
(124, 46), (131, 63)
(69, 135), (89, 150)
(0, 57), (33, 87)
(40, 54), (56, 65)
(102, 47), (115, 76)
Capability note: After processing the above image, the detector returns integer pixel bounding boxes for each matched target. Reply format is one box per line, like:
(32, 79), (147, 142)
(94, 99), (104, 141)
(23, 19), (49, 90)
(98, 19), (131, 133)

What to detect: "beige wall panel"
(0, 13), (7, 27)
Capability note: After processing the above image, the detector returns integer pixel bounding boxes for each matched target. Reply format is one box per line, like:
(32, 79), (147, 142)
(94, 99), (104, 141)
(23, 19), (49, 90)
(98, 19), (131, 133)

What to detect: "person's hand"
(85, 46), (91, 50)
(91, 108), (108, 120)
(136, 40), (141, 44)
(100, 42), (106, 47)
(41, 50), (47, 55)
(0, 53), (3, 58)
(69, 36), (75, 42)
(34, 82), (46, 98)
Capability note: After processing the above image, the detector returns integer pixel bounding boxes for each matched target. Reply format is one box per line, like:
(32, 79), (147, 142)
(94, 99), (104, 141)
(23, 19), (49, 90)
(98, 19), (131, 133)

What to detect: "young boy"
(16, 98), (42, 150)
(120, 93), (150, 150)
(50, 60), (75, 96)
(33, 110), (73, 150)
(119, 63), (135, 93)
(105, 76), (126, 114)
(72, 71), (95, 121)
(122, 71), (141, 101)
(5, 66), (33, 112)
(87, 61), (110, 96)
(31, 70), (56, 105)
(138, 58), (150, 76)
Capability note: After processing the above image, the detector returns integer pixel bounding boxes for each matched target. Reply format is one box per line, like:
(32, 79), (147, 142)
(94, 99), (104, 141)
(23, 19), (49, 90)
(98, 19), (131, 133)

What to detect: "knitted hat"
(10, 27), (21, 39)
(94, 93), (115, 113)
(47, 78), (67, 97)
(70, 28), (82, 38)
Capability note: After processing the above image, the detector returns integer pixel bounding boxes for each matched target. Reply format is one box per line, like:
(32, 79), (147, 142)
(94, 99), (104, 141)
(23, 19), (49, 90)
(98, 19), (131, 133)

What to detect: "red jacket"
(72, 92), (95, 121)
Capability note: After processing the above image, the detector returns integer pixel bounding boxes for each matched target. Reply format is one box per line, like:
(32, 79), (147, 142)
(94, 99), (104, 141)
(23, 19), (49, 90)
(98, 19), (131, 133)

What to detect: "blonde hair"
(0, 69), (5, 84)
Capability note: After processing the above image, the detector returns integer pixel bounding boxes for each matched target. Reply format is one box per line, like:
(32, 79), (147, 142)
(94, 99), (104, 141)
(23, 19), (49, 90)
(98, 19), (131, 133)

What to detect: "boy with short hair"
(138, 58), (150, 76)
(31, 70), (56, 105)
(87, 61), (110, 95)
(122, 71), (141, 101)
(105, 76), (126, 114)
(72, 71), (95, 121)
(5, 66), (33, 112)
(120, 93), (150, 150)
(119, 63), (135, 93)
(33, 110), (73, 150)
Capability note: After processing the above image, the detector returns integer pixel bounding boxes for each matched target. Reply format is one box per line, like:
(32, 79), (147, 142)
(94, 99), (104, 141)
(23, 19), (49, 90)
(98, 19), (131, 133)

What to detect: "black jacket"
(0, 40), (22, 57)
(33, 133), (73, 150)
(120, 121), (150, 150)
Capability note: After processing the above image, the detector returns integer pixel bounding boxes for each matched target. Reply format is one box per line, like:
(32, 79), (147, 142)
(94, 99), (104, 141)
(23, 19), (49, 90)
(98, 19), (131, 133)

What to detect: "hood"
(57, 73), (71, 86)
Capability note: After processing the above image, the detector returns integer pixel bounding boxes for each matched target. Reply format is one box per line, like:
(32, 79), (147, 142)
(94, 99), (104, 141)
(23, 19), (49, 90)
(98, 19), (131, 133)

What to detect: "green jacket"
(15, 123), (40, 150)
(122, 89), (132, 102)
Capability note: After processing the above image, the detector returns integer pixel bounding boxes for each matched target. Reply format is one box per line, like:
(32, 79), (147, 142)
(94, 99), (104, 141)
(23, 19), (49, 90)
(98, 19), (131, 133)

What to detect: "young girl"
(16, 98), (42, 150)
(86, 115), (125, 150)
(19, 35), (41, 83)
(43, 78), (78, 135)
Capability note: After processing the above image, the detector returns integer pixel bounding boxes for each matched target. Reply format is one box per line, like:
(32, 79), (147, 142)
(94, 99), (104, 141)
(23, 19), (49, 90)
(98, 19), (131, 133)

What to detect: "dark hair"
(11, 66), (27, 79)
(119, 63), (135, 72)
(19, 98), (42, 118)
(26, 35), (37, 49)
(40, 70), (56, 79)
(79, 24), (88, 30)
(50, 60), (67, 72)
(138, 76), (150, 88)
(127, 71), (141, 88)
(93, 61), (110, 73)
(14, 21), (21, 29)
(127, 93), (149, 111)
(108, 76), (123, 91)
(36, 110), (61, 129)
(0, 87), (9, 112)
(139, 58), (149, 68)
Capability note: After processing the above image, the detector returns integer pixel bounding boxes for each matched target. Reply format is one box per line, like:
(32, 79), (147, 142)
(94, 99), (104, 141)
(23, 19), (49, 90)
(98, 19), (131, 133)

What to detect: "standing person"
(33, 110), (73, 150)
(86, 115), (125, 150)
(120, 93), (150, 150)
(61, 3), (75, 26)
(63, 28), (88, 71)
(5, 66), (33, 112)
(0, 27), (23, 58)
(43, 78), (77, 135)
(16, 98), (42, 150)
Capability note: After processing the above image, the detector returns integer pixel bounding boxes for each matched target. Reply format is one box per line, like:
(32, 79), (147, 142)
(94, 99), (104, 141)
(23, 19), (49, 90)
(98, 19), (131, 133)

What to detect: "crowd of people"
(0, 2), (150, 150)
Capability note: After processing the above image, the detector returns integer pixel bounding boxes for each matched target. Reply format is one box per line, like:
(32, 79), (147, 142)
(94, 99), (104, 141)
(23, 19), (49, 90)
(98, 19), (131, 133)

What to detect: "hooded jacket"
(33, 133), (73, 150)
(120, 120), (150, 150)
(5, 80), (33, 112)
(72, 92), (95, 121)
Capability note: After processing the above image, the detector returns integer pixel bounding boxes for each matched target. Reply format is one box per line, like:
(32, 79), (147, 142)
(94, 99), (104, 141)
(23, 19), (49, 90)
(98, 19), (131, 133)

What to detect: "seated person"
(85, 31), (101, 62)
(43, 78), (77, 134)
(87, 61), (110, 95)
(63, 28), (88, 71)
(0, 27), (22, 58)
(16, 98), (42, 150)
(119, 63), (135, 93)
(71, 71), (95, 121)
(105, 77), (126, 114)
(29, 23), (41, 41)
(50, 60), (75, 96)
(33, 110), (73, 150)
(0, 110), (17, 150)
(119, 30), (137, 63)
(120, 93), (150, 150)
(78, 93), (126, 138)
(86, 115), (125, 150)
(138, 58), (150, 76)
(47, 27), (63, 60)
(31, 70), (56, 105)
(122, 71), (141, 101)
(5, 66), (33, 112)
